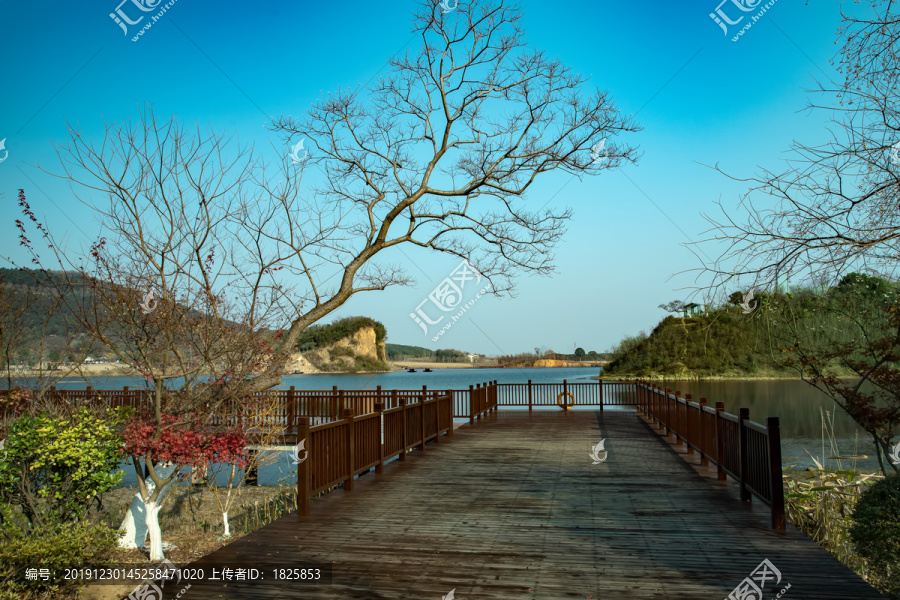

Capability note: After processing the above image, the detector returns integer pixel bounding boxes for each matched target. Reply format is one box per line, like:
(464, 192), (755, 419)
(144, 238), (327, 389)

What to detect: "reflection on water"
(658, 379), (858, 437)
(663, 379), (879, 472)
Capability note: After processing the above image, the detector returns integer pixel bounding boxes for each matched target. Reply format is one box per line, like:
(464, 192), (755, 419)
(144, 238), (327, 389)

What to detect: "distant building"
(467, 353), (479, 363)
(682, 303), (703, 318)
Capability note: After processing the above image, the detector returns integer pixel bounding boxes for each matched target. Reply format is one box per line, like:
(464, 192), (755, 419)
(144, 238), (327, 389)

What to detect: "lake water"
(34, 368), (882, 476)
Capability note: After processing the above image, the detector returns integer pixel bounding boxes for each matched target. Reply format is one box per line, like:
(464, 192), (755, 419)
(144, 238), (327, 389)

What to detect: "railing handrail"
(634, 381), (785, 532)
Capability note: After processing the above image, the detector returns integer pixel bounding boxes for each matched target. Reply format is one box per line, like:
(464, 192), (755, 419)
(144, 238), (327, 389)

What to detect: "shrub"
(0, 407), (126, 531)
(850, 474), (900, 596)
(0, 519), (118, 598)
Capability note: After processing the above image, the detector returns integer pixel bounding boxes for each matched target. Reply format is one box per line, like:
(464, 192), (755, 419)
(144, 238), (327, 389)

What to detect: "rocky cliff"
(285, 325), (387, 373)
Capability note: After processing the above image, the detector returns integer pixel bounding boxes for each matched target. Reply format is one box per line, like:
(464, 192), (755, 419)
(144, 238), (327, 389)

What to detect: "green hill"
(602, 273), (896, 379)
(296, 316), (387, 352)
(385, 344), (467, 361)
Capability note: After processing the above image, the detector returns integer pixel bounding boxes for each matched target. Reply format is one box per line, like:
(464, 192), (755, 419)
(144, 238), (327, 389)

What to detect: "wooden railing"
(295, 391), (456, 515)
(5, 381), (787, 528)
(446, 380), (635, 413)
(635, 382), (786, 531)
(12, 379), (634, 425)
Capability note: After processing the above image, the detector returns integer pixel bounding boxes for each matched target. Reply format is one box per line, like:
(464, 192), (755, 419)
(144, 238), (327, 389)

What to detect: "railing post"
(375, 385), (382, 417)
(673, 390), (682, 445)
(767, 416), (786, 531)
(528, 379), (533, 412)
(475, 383), (481, 420)
(447, 392), (454, 439)
(469, 385), (475, 425)
(665, 388), (672, 437)
(739, 407), (751, 502)
(297, 417), (310, 517)
(432, 388), (440, 444)
(420, 386), (427, 450)
(699, 398), (708, 467)
(685, 394), (694, 455)
(287, 386), (296, 437)
(375, 402), (385, 474)
(344, 408), (355, 492)
(563, 379), (568, 408)
(332, 386), (339, 419)
(715, 401), (726, 481)
(599, 379), (604, 410)
(399, 398), (408, 462)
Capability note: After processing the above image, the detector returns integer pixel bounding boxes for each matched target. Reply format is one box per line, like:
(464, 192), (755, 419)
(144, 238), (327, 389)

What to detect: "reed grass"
(783, 408), (885, 590)
(238, 483), (342, 533)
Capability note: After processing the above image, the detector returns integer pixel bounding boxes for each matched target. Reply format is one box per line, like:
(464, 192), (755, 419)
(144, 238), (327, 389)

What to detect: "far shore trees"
(11, 0), (639, 560)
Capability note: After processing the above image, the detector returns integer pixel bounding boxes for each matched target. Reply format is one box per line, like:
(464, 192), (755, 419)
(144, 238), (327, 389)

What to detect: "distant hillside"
(385, 344), (467, 361)
(0, 268), (91, 340)
(602, 273), (894, 379)
(601, 313), (785, 379)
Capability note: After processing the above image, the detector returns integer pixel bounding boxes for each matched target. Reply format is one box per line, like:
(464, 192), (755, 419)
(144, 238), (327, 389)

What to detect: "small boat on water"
(407, 368), (417, 373)
(423, 368), (433, 372)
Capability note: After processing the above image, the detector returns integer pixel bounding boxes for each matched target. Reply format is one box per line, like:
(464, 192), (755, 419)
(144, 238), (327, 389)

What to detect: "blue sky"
(0, 0), (856, 356)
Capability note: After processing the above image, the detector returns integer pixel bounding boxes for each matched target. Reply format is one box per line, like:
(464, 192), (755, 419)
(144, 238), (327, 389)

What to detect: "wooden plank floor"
(150, 409), (884, 599)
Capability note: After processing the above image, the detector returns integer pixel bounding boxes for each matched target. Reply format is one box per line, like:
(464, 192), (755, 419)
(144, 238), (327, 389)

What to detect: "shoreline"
(8, 362), (603, 379)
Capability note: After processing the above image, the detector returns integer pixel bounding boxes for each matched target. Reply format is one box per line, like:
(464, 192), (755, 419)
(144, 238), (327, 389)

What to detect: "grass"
(69, 481), (342, 600)
(782, 409), (895, 598)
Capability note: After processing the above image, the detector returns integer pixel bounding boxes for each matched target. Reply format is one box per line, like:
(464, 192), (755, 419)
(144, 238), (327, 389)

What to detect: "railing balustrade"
(1, 379), (786, 530)
(635, 382), (785, 531)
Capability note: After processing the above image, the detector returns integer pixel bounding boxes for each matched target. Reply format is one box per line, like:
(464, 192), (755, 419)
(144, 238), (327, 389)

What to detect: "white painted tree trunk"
(221, 511), (231, 538)
(146, 501), (164, 561)
(118, 463), (177, 550)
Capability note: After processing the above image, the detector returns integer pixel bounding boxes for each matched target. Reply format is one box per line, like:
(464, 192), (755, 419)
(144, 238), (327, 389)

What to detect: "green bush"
(850, 475), (900, 596)
(330, 346), (356, 358)
(0, 519), (118, 598)
(0, 407), (126, 531)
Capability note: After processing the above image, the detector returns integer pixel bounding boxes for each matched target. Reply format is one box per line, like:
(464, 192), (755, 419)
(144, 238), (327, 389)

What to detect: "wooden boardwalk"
(157, 409), (883, 599)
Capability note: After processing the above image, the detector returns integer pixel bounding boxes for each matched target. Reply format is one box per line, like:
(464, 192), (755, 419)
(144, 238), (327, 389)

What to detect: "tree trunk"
(118, 463), (177, 550)
(145, 501), (164, 561)
(221, 511), (231, 538)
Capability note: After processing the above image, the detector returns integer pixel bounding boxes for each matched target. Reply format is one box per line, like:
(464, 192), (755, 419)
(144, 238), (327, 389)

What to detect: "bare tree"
(693, 0), (900, 474)
(696, 0), (900, 295)
(14, 0), (639, 560)
(0, 274), (41, 389)
(38, 0), (638, 397)
(658, 300), (688, 315)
